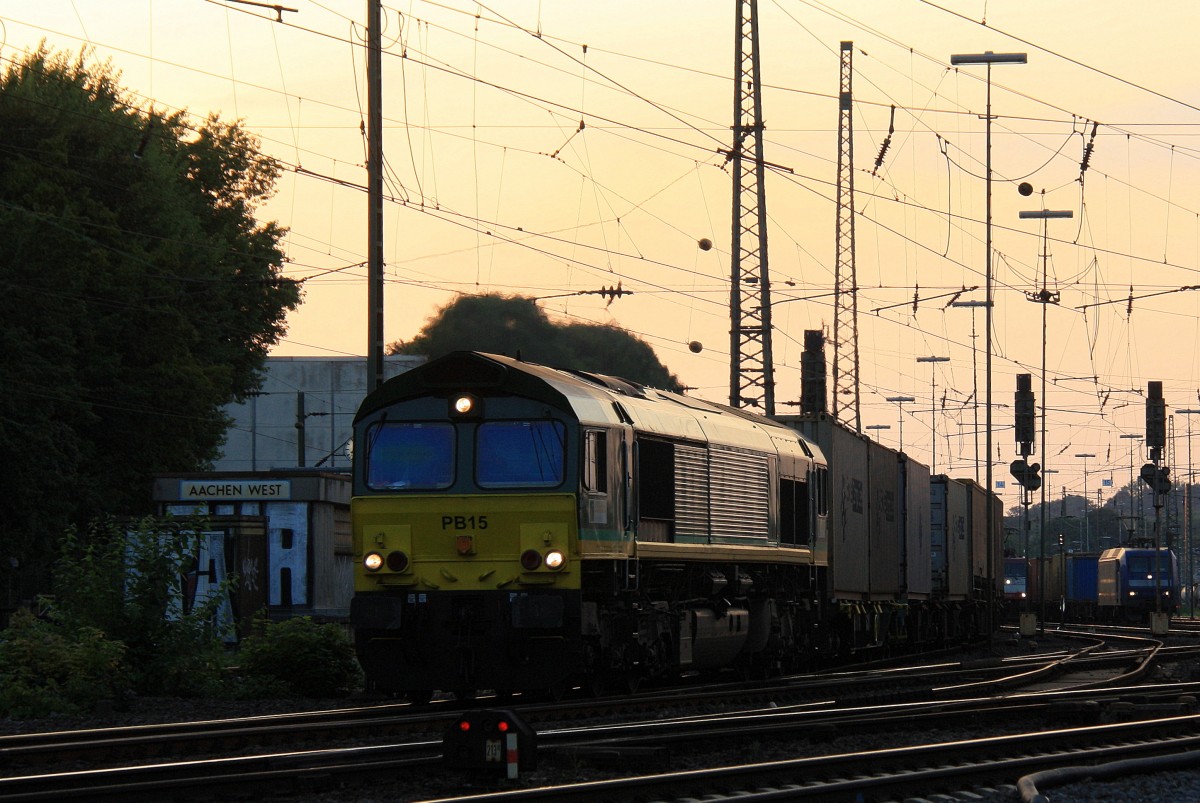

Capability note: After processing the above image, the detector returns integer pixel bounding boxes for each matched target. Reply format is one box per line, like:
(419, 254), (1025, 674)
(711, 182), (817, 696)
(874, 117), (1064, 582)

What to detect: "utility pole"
(367, 0), (385, 392)
(832, 41), (860, 430)
(1019, 205), (1070, 634)
(295, 392), (329, 468)
(728, 0), (774, 414)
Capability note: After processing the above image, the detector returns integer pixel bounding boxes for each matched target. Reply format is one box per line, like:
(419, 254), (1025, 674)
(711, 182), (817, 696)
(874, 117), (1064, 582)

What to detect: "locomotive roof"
(356, 350), (824, 462)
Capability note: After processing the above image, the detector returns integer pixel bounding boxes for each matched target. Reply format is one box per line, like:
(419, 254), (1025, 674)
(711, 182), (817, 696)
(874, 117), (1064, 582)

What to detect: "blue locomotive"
(1098, 546), (1178, 617)
(1043, 546), (1178, 622)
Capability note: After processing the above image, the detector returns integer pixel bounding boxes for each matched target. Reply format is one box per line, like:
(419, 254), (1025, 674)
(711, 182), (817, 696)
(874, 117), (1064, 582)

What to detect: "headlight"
(386, 550), (409, 572)
(450, 393), (481, 417)
(545, 550), (566, 570)
(363, 552), (384, 572)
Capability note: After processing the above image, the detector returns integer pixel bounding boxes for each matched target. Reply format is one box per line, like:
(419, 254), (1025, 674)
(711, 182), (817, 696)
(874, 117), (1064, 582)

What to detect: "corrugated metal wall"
(708, 446), (771, 540)
(674, 443), (710, 539)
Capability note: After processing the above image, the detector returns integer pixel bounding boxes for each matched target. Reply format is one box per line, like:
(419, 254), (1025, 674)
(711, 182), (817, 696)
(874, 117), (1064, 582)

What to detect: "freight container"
(867, 437), (902, 599)
(958, 478), (1003, 599)
(779, 414), (871, 601)
(902, 456), (932, 600)
(931, 475), (970, 600)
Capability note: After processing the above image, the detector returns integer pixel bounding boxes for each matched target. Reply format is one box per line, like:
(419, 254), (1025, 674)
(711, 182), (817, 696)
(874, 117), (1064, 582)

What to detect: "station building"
(151, 355), (422, 634)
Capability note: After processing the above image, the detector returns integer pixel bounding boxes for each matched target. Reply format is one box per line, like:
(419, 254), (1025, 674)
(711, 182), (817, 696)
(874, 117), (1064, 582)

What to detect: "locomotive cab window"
(779, 477), (811, 546)
(476, 420), (567, 488)
(811, 466), (829, 517)
(583, 430), (608, 492)
(365, 422), (454, 490)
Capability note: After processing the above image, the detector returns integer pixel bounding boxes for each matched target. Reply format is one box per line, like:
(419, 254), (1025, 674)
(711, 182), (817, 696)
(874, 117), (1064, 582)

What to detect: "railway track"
(1, 634), (1192, 800)
(424, 715), (1200, 802)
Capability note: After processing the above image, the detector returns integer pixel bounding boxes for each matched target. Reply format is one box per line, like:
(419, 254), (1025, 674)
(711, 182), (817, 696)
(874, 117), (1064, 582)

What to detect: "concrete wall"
(214, 355), (423, 472)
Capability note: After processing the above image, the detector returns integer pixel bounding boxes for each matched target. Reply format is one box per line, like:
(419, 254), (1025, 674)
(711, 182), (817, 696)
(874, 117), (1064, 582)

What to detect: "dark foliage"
(237, 616), (361, 698)
(0, 516), (233, 717)
(389, 293), (682, 390)
(0, 47), (301, 599)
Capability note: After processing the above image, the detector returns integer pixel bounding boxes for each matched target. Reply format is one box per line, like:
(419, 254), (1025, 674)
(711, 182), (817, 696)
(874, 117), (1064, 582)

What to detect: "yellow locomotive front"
(351, 356), (584, 698)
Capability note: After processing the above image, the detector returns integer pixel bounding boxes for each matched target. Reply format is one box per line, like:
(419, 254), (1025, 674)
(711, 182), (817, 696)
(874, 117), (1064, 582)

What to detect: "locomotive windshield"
(1125, 552), (1173, 586)
(365, 422), (455, 490)
(363, 418), (566, 491)
(477, 421), (566, 488)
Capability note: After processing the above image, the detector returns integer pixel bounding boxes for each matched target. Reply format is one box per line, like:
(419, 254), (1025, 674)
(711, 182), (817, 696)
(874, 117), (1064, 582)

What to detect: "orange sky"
(4, 0), (1200, 502)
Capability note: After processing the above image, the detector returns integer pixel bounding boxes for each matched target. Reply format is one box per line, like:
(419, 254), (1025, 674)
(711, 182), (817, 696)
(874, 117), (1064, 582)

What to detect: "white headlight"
(363, 552), (384, 572)
(544, 550), (565, 570)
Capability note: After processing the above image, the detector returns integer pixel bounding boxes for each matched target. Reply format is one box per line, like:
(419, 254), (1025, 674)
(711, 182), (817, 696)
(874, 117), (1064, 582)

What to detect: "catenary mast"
(728, 0), (775, 414)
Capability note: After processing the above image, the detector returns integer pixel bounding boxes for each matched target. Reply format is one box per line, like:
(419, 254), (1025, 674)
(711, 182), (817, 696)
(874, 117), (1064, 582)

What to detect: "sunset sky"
(5, 0), (1200, 504)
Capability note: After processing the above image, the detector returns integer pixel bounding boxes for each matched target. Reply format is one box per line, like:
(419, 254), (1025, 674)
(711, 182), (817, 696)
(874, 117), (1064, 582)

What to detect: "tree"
(389, 293), (682, 390)
(0, 47), (301, 599)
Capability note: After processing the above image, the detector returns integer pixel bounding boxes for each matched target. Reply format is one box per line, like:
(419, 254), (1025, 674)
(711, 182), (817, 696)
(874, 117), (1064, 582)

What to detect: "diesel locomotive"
(349, 350), (999, 699)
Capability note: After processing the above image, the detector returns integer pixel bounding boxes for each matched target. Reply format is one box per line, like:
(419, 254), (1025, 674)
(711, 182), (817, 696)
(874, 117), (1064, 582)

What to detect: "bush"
(47, 516), (235, 697)
(0, 609), (132, 718)
(0, 512), (240, 719)
(237, 617), (361, 698)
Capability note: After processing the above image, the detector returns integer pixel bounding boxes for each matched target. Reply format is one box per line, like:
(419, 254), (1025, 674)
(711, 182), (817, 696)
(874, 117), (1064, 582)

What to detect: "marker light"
(520, 549), (542, 571)
(454, 395), (474, 414)
(497, 720), (510, 733)
(544, 550), (566, 570)
(363, 552), (384, 572)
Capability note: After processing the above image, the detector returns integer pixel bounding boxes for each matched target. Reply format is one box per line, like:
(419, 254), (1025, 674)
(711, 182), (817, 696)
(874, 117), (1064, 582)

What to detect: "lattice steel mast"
(728, 0), (775, 414)
(833, 41), (861, 430)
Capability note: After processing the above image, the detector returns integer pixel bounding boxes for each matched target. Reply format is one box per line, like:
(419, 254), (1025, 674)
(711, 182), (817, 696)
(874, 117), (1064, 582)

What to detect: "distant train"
(1014, 547), (1178, 622)
(348, 350), (1002, 699)
(1004, 556), (1036, 606)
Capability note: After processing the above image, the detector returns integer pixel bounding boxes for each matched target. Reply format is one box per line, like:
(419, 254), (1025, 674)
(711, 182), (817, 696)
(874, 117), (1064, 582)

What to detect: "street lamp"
(885, 396), (916, 452)
(865, 424), (891, 443)
(917, 356), (950, 473)
(1177, 409), (1200, 618)
(951, 50), (1026, 642)
(1075, 453), (1096, 552)
(1119, 433), (1144, 543)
